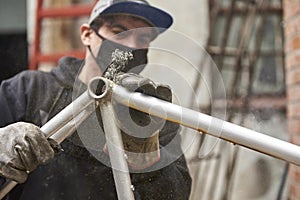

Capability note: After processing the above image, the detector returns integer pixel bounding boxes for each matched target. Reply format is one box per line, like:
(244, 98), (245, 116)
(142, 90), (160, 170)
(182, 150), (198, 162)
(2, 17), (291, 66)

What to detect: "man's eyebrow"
(110, 23), (129, 31)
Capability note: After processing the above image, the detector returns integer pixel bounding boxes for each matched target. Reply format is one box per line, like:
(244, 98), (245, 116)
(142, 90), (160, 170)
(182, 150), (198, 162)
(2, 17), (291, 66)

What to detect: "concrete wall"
(142, 0), (210, 107)
(0, 0), (26, 34)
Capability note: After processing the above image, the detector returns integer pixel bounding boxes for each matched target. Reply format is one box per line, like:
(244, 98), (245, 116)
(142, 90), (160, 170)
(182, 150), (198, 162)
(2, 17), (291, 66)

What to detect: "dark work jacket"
(0, 57), (191, 200)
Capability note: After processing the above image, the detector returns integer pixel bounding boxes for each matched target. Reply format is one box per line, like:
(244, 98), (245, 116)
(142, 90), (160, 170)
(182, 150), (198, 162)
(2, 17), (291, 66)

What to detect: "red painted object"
(29, 0), (96, 70)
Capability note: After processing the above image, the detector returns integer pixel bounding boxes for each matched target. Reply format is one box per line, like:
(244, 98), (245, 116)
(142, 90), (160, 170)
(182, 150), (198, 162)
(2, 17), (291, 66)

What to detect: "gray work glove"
(114, 72), (172, 137)
(110, 72), (172, 170)
(0, 122), (55, 183)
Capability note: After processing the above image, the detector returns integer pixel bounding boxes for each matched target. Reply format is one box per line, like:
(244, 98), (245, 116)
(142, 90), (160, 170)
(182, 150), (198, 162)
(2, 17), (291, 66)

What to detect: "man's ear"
(80, 23), (94, 46)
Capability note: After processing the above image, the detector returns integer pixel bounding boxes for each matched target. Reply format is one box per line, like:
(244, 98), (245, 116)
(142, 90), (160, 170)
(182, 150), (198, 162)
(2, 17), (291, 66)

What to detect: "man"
(0, 0), (192, 199)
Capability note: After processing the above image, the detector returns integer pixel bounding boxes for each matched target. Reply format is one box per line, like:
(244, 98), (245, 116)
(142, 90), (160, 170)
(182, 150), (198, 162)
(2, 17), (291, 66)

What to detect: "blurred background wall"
(0, 0), (28, 83)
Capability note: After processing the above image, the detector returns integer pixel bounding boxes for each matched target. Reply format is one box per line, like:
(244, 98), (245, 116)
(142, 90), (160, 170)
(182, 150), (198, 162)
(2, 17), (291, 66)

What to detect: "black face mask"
(90, 30), (148, 74)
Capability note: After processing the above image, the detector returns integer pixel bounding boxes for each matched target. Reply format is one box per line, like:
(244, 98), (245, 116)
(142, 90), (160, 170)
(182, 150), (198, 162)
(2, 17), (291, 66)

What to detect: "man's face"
(92, 15), (154, 50)
(79, 15), (155, 81)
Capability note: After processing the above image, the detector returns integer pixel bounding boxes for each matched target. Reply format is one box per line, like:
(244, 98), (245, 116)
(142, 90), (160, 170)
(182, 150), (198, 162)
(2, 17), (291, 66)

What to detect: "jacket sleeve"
(0, 73), (27, 128)
(0, 73), (28, 198)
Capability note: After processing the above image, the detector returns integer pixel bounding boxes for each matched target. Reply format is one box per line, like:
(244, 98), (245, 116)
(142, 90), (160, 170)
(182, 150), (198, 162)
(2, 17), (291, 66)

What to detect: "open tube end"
(88, 77), (110, 100)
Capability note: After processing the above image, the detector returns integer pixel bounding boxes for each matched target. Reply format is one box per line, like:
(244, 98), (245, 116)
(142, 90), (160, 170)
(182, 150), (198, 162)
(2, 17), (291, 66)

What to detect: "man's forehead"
(102, 15), (159, 37)
(92, 14), (159, 40)
(103, 14), (153, 28)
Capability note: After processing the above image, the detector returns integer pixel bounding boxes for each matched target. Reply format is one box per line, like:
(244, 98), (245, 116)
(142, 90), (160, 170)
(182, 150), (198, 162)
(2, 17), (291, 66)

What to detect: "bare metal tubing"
(0, 78), (108, 199)
(0, 107), (96, 200)
(41, 91), (95, 138)
(95, 78), (135, 200)
(0, 96), (96, 199)
(0, 182), (16, 200)
(112, 85), (300, 166)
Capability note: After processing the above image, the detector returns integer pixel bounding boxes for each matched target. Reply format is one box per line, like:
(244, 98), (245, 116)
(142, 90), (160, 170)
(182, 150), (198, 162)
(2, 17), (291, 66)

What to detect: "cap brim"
(101, 2), (173, 33)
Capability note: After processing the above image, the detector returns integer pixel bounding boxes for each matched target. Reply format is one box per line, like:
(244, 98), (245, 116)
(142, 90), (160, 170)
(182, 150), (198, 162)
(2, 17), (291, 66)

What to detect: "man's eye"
(138, 36), (151, 45)
(116, 31), (131, 39)
(112, 29), (122, 34)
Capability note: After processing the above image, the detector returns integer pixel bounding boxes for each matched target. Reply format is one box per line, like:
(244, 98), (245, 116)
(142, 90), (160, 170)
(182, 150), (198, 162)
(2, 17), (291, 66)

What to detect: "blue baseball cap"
(88, 0), (173, 33)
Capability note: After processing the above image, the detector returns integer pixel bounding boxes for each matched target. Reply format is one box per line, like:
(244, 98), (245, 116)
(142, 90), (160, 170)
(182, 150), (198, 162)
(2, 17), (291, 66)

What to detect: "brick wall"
(284, 0), (300, 199)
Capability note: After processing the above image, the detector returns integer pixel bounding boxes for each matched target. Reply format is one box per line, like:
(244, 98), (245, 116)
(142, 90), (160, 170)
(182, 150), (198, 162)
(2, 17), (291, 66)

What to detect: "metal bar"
(218, 5), (282, 15)
(207, 0), (222, 45)
(28, 1), (96, 70)
(216, 0), (237, 71)
(50, 104), (95, 144)
(0, 77), (298, 199)
(207, 45), (284, 57)
(87, 77), (134, 199)
(29, 0), (43, 70)
(41, 91), (94, 138)
(228, 1), (257, 102)
(99, 92), (135, 200)
(0, 181), (17, 200)
(222, 1), (263, 198)
(112, 84), (300, 166)
(0, 103), (95, 200)
(0, 87), (98, 199)
(34, 50), (85, 64)
(212, 96), (286, 111)
(276, 163), (289, 200)
(38, 4), (94, 18)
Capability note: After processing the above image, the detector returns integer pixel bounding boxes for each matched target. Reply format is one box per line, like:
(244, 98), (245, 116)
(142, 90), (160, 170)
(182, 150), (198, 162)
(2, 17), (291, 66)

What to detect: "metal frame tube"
(112, 84), (300, 166)
(0, 77), (108, 199)
(0, 104), (96, 200)
(93, 77), (135, 200)
(100, 95), (135, 200)
(2, 76), (300, 199)
(41, 91), (94, 138)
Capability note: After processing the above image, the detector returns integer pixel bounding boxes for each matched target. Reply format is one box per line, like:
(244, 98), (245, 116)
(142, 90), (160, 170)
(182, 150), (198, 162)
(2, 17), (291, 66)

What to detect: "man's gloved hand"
(111, 72), (172, 170)
(115, 72), (172, 102)
(114, 72), (172, 138)
(0, 122), (55, 183)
